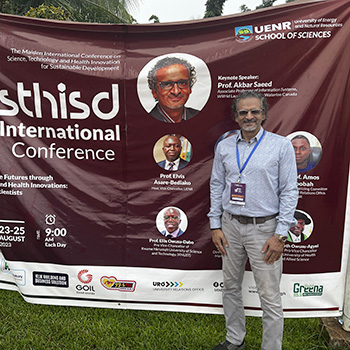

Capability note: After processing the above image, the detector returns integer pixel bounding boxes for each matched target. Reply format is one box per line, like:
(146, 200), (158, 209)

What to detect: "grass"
(0, 289), (333, 349)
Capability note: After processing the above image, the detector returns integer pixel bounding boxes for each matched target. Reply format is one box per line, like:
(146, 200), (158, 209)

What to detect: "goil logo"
(78, 269), (93, 284)
(235, 26), (254, 43)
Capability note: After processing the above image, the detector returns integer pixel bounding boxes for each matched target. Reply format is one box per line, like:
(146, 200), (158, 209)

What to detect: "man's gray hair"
(232, 90), (269, 124)
(147, 56), (197, 91)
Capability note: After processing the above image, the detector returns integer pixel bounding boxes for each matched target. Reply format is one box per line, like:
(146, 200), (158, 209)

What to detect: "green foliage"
(204, 0), (227, 18)
(25, 4), (69, 20)
(0, 289), (335, 349)
(240, 0), (297, 13)
(0, 0), (139, 23)
(240, 4), (251, 13)
(256, 0), (278, 10)
(0, 0), (11, 13)
(149, 14), (160, 23)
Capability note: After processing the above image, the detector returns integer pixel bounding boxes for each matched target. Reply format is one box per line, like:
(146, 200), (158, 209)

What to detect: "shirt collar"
(289, 230), (302, 242)
(237, 127), (264, 143)
(158, 104), (186, 123)
(165, 158), (180, 168)
(165, 228), (180, 238)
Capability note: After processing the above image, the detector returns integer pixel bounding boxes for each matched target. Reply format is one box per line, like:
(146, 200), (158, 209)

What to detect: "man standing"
(157, 135), (189, 171)
(161, 207), (184, 238)
(208, 91), (298, 350)
(287, 211), (311, 243)
(147, 56), (199, 123)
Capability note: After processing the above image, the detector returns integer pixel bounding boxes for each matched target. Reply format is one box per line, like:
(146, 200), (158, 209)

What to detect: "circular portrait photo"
(214, 130), (240, 153)
(287, 131), (322, 173)
(287, 210), (314, 243)
(154, 134), (192, 171)
(156, 206), (188, 239)
(137, 53), (212, 123)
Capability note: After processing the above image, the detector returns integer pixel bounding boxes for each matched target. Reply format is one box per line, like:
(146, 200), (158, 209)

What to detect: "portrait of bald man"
(160, 207), (185, 238)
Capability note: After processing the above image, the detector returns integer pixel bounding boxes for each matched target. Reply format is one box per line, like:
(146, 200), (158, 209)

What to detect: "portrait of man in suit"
(157, 134), (189, 171)
(153, 134), (192, 171)
(161, 207), (184, 238)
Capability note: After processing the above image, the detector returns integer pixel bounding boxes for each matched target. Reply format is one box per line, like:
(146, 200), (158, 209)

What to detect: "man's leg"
(221, 211), (248, 346)
(245, 218), (283, 350)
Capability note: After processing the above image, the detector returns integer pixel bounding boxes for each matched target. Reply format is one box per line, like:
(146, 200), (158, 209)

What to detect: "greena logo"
(293, 283), (323, 297)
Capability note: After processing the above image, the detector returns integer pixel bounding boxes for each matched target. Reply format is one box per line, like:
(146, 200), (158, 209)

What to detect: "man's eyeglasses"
(158, 80), (190, 91)
(237, 109), (263, 117)
(164, 215), (179, 220)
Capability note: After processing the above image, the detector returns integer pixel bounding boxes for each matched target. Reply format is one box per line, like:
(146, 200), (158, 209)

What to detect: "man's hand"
(212, 229), (228, 256)
(262, 235), (285, 264)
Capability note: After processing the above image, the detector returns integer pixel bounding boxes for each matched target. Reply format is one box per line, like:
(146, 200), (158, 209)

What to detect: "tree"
(204, 0), (227, 18)
(149, 14), (160, 23)
(240, 4), (251, 12)
(0, 0), (140, 23)
(240, 0), (297, 12)
(25, 4), (69, 20)
(255, 0), (277, 10)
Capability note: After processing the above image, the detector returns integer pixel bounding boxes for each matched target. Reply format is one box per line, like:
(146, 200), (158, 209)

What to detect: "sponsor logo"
(0, 259), (26, 286)
(76, 284), (95, 293)
(100, 276), (136, 292)
(293, 282), (323, 297)
(33, 271), (69, 288)
(213, 281), (224, 292)
(78, 269), (93, 284)
(153, 281), (183, 288)
(0, 259), (10, 272)
(153, 281), (203, 292)
(76, 269), (95, 295)
(235, 21), (293, 42)
(235, 26), (254, 42)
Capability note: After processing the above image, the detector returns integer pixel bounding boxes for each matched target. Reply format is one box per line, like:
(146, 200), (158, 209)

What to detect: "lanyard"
(236, 130), (265, 182)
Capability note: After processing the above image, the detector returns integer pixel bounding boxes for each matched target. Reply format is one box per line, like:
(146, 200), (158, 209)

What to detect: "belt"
(228, 213), (278, 225)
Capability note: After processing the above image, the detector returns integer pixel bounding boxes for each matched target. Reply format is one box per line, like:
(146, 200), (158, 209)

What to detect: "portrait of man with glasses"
(147, 56), (199, 123)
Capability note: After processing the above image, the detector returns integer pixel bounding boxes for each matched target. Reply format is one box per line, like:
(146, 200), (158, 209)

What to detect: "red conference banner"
(0, 0), (349, 315)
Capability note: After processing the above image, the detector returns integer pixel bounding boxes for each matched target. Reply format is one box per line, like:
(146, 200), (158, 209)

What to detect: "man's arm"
(208, 144), (228, 254)
(208, 144), (226, 228)
(275, 138), (299, 235)
(262, 236), (285, 264)
(212, 228), (228, 256)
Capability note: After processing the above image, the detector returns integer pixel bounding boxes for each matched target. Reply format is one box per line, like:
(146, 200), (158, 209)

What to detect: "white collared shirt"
(164, 228), (180, 238)
(165, 158), (180, 171)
